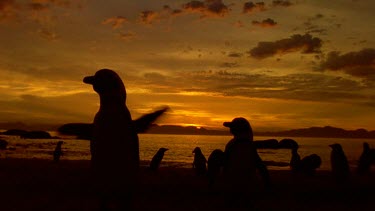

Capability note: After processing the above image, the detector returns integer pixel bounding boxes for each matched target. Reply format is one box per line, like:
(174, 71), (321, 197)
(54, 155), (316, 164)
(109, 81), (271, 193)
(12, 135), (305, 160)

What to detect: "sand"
(0, 158), (374, 211)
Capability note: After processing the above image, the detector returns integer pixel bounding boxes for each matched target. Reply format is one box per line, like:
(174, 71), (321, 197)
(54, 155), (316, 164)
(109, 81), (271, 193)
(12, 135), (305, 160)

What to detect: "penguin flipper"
(58, 123), (93, 140)
(133, 106), (169, 133)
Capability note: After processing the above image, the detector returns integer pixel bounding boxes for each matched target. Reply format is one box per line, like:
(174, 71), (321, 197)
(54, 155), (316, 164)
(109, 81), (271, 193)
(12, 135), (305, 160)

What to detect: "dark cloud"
(248, 34), (322, 59)
(163, 5), (183, 16)
(243, 2), (266, 14)
(252, 18), (277, 27)
(306, 28), (327, 35)
(220, 62), (238, 68)
(102, 16), (128, 29)
(0, 0), (18, 21)
(272, 0), (293, 7)
(319, 48), (375, 78)
(29, 3), (49, 11)
(227, 52), (243, 57)
(182, 0), (230, 18)
(139, 10), (159, 24)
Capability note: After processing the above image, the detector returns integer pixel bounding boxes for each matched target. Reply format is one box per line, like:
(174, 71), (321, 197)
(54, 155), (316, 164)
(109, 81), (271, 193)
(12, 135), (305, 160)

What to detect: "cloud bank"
(249, 34), (322, 59)
(319, 48), (375, 78)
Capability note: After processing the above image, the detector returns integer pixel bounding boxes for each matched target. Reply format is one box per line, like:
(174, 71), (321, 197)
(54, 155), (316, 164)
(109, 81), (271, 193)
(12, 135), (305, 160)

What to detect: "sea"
(1, 133), (374, 170)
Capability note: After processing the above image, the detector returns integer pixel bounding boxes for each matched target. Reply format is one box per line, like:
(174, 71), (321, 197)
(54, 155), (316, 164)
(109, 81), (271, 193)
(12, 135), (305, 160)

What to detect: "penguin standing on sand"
(149, 148), (168, 172)
(329, 143), (350, 182)
(83, 69), (168, 210)
(192, 147), (207, 176)
(53, 141), (64, 162)
(357, 142), (374, 175)
(299, 154), (322, 176)
(207, 149), (225, 187)
(290, 145), (301, 173)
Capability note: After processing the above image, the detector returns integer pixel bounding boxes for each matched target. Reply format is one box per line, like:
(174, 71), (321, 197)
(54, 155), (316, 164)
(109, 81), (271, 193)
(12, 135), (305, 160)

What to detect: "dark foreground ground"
(0, 159), (374, 211)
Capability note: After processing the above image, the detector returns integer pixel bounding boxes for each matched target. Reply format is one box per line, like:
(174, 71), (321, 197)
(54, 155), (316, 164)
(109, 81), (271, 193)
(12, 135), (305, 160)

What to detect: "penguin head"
(83, 69), (126, 101)
(223, 117), (253, 139)
(363, 142), (370, 151)
(193, 147), (202, 154)
(159, 148), (168, 153)
(329, 143), (343, 151)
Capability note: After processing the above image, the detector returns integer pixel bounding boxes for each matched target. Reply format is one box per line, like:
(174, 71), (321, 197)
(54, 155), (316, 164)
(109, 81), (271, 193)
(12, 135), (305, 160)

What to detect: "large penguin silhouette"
(82, 69), (168, 209)
(329, 143), (350, 182)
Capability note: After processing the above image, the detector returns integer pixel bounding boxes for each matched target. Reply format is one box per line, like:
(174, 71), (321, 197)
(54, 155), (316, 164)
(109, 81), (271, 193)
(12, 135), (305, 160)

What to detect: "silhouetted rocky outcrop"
(257, 126), (375, 139)
(2, 129), (55, 139)
(254, 139), (298, 149)
(254, 139), (279, 149)
(279, 139), (299, 149)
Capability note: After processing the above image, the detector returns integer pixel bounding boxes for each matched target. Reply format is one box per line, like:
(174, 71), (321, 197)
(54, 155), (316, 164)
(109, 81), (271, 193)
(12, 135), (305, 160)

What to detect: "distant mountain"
(145, 124), (230, 136)
(256, 126), (375, 139)
(1, 122), (375, 139)
(146, 125), (375, 139)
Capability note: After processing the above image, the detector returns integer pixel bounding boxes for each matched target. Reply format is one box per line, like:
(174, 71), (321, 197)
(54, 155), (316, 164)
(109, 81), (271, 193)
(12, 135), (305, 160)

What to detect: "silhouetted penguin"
(192, 147), (207, 176)
(357, 142), (374, 175)
(290, 146), (301, 173)
(330, 143), (350, 182)
(299, 154), (321, 176)
(83, 69), (168, 210)
(207, 149), (225, 187)
(53, 141), (63, 162)
(149, 148), (168, 172)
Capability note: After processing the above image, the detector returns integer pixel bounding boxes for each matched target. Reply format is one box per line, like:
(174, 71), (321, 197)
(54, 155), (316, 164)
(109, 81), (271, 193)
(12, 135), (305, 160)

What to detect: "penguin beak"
(83, 76), (95, 85)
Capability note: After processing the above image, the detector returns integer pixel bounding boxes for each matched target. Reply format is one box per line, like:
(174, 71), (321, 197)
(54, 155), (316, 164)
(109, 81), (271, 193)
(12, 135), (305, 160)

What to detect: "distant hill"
(256, 126), (375, 139)
(0, 122), (375, 139)
(145, 124), (230, 136)
(146, 125), (375, 139)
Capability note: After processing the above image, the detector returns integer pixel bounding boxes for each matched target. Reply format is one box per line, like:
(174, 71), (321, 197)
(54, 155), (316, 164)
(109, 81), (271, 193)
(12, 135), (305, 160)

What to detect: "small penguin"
(149, 148), (168, 172)
(357, 142), (373, 175)
(53, 141), (64, 162)
(329, 143), (350, 181)
(192, 147), (207, 176)
(290, 146), (301, 173)
(299, 154), (321, 176)
(207, 149), (225, 187)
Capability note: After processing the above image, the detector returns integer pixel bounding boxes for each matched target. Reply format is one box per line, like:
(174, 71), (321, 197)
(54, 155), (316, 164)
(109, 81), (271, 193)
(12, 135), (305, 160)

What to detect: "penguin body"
(330, 143), (350, 181)
(299, 154), (321, 176)
(290, 147), (301, 173)
(53, 141), (64, 162)
(149, 148), (168, 171)
(357, 142), (375, 175)
(192, 147), (207, 176)
(207, 149), (225, 187)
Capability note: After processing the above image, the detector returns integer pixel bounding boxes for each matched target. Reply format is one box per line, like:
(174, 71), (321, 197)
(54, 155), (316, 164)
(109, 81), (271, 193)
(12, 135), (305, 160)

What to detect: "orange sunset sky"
(0, 0), (375, 131)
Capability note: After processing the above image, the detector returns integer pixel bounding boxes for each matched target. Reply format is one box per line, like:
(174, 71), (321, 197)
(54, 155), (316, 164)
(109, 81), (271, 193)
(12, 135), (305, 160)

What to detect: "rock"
(2, 129), (28, 136)
(279, 138), (299, 149)
(20, 131), (52, 139)
(0, 139), (8, 150)
(254, 139), (279, 149)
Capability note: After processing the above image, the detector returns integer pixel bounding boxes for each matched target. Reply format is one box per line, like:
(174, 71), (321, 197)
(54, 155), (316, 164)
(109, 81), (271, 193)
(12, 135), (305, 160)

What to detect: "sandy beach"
(0, 158), (374, 211)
